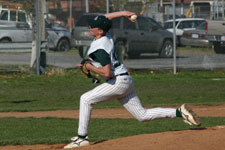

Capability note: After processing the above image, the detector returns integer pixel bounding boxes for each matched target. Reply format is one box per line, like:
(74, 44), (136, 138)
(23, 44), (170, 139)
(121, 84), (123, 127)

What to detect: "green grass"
(177, 46), (215, 56)
(0, 70), (225, 146)
(177, 46), (213, 51)
(0, 70), (225, 112)
(0, 117), (224, 145)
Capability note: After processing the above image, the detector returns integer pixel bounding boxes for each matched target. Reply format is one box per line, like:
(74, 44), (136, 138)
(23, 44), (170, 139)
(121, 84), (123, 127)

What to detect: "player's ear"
(99, 29), (105, 35)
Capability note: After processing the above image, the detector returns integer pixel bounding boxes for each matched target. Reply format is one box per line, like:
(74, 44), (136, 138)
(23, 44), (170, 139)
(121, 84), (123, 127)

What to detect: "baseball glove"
(80, 59), (91, 77)
(80, 59), (100, 84)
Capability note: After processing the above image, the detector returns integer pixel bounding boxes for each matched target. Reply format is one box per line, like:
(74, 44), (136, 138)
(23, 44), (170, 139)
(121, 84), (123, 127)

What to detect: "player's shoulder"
(100, 33), (113, 43)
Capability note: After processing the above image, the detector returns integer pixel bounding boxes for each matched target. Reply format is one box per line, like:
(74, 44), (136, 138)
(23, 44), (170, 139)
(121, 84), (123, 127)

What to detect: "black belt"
(114, 62), (121, 68)
(107, 72), (129, 81)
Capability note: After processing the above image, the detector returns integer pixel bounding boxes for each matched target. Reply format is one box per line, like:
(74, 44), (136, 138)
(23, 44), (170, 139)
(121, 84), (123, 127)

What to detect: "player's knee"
(80, 94), (90, 105)
(80, 93), (96, 106)
(135, 113), (150, 122)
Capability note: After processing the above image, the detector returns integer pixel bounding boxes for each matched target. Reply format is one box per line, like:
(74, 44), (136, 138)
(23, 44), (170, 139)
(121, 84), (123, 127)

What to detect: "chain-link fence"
(0, 0), (225, 74)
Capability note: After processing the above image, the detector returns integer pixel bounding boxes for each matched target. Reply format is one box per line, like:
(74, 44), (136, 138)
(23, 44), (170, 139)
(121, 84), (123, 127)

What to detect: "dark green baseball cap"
(88, 15), (112, 32)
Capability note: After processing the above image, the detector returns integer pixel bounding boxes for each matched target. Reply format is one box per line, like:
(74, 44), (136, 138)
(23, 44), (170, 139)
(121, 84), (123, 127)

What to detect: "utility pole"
(85, 0), (89, 13)
(222, 0), (225, 20)
(70, 0), (72, 32)
(159, 0), (164, 23)
(217, 0), (219, 20)
(35, 0), (40, 75)
(106, 0), (109, 13)
(173, 0), (176, 74)
(181, 0), (184, 16)
(31, 0), (46, 75)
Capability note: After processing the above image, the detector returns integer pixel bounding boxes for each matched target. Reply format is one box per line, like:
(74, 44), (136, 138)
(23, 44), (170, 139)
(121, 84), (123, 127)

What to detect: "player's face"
(89, 26), (104, 38)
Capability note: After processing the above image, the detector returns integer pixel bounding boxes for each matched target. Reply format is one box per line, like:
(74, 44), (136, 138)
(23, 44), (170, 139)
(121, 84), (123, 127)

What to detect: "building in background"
(189, 1), (225, 20)
(1, 0), (224, 26)
(142, 0), (224, 23)
(45, 0), (114, 29)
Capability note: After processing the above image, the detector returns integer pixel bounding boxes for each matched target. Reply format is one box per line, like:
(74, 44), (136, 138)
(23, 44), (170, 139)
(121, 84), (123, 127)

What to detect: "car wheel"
(0, 38), (11, 43)
(115, 41), (127, 62)
(159, 40), (173, 58)
(57, 39), (70, 51)
(213, 42), (225, 54)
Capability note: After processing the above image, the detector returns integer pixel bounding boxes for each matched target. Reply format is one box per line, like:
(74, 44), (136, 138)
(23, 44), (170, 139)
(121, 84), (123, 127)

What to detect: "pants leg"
(118, 92), (177, 122)
(78, 75), (176, 136)
(78, 76), (132, 136)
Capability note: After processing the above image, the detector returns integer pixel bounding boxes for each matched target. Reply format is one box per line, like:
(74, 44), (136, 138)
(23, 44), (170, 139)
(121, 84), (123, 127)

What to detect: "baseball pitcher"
(64, 11), (201, 149)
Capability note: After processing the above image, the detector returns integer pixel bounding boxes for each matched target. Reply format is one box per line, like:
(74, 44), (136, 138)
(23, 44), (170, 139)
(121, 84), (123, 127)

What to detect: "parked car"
(72, 13), (174, 60)
(163, 18), (206, 45)
(206, 20), (225, 54)
(180, 21), (211, 47)
(45, 21), (71, 51)
(0, 6), (71, 51)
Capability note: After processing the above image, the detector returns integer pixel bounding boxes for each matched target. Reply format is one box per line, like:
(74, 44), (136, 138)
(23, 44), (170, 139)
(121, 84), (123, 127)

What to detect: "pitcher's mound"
(1, 126), (225, 150)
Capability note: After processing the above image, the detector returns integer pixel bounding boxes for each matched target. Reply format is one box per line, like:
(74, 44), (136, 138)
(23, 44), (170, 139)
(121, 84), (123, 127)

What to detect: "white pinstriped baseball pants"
(78, 75), (176, 136)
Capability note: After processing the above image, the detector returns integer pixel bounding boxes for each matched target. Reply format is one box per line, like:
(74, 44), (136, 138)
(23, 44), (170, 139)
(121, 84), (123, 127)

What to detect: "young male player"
(64, 11), (201, 149)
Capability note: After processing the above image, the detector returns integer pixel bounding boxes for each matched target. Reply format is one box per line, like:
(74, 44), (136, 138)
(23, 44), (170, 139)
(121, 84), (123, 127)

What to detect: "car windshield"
(0, 10), (8, 20)
(18, 11), (26, 22)
(196, 21), (207, 30)
(146, 17), (163, 29)
(0, 10), (27, 22)
(163, 21), (178, 29)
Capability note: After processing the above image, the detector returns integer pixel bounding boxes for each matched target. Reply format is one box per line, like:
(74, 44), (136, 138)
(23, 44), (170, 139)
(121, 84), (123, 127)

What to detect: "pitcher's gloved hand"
(80, 59), (100, 84)
(80, 59), (91, 78)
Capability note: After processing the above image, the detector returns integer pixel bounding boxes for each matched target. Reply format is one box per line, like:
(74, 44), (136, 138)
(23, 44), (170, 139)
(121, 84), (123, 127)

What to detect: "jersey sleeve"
(89, 49), (111, 66)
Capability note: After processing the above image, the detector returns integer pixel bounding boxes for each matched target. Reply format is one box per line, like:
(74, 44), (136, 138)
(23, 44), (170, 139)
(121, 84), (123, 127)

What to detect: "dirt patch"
(0, 105), (225, 118)
(0, 105), (225, 150)
(1, 126), (225, 150)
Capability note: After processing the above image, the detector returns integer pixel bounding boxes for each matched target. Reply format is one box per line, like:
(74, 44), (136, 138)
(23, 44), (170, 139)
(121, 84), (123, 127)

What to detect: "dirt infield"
(1, 105), (225, 119)
(0, 105), (225, 150)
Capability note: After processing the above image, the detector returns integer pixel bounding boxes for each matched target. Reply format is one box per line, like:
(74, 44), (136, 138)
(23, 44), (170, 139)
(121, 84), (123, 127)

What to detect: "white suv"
(0, 7), (71, 51)
(163, 18), (206, 45)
